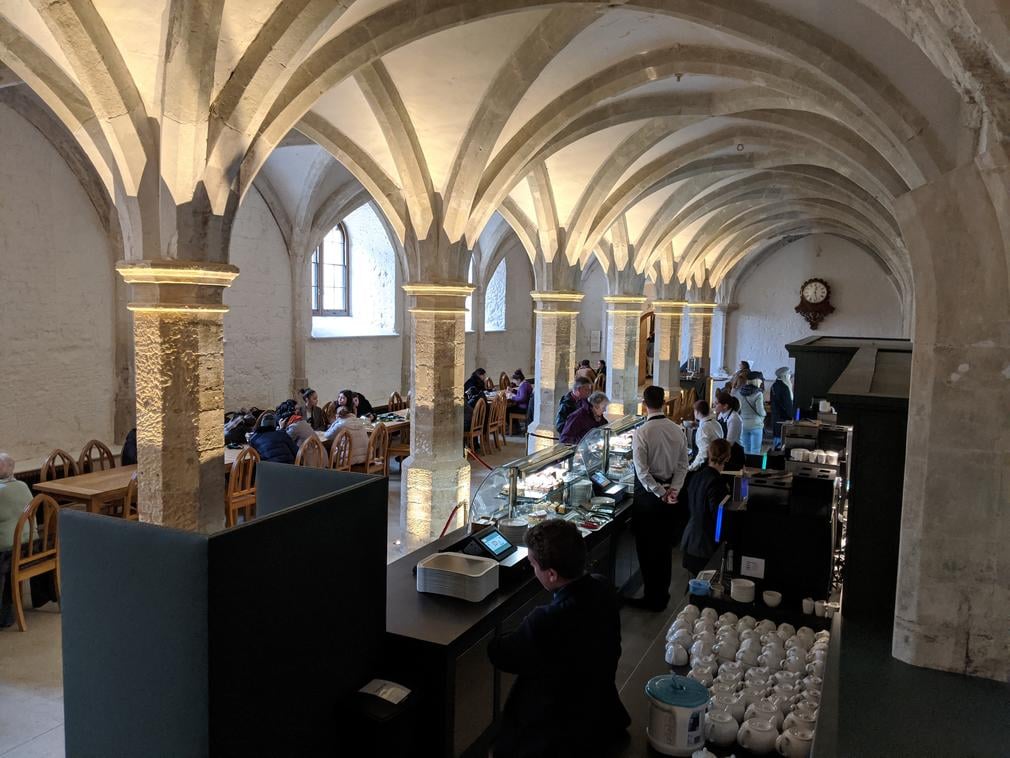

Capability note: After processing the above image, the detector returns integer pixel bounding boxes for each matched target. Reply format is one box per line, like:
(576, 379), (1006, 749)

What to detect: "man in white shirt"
(689, 399), (724, 472)
(627, 385), (689, 611)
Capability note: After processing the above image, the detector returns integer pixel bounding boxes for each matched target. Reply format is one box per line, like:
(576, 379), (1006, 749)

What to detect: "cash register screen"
(479, 529), (513, 557)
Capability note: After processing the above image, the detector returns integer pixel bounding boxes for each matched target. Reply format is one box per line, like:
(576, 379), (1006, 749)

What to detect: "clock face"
(802, 280), (828, 304)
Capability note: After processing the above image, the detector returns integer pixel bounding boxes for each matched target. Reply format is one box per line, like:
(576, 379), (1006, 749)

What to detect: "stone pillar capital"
(117, 259), (239, 313)
(603, 295), (647, 315)
(688, 302), (718, 318)
(530, 290), (584, 315)
(653, 299), (689, 314)
(402, 282), (473, 311)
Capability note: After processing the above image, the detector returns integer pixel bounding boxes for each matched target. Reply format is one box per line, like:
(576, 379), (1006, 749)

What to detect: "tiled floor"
(0, 437), (531, 757)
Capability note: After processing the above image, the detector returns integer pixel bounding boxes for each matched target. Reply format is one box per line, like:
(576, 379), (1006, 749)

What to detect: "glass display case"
(469, 444), (591, 528)
(577, 414), (645, 487)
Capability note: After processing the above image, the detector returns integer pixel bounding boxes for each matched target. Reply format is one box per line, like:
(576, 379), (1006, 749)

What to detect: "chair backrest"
(489, 393), (506, 428)
(329, 429), (352, 471)
(498, 372), (510, 390)
(229, 446), (259, 496)
(294, 435), (328, 468)
(685, 387), (697, 407)
(14, 494), (59, 566)
(484, 376), (495, 391)
(78, 439), (116, 473)
(470, 398), (487, 432)
(40, 448), (79, 482)
(367, 424), (390, 471)
(123, 472), (140, 520)
(388, 392), (405, 411)
(593, 373), (606, 392)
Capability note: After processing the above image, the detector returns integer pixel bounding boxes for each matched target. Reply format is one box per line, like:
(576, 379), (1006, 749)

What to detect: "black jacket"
(249, 429), (298, 464)
(554, 391), (578, 434)
(121, 428), (137, 466)
(488, 574), (630, 758)
(770, 380), (794, 427)
(681, 466), (730, 561)
(464, 373), (486, 396)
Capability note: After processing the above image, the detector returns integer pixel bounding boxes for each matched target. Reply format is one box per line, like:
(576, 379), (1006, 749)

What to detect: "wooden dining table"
(34, 465), (139, 514)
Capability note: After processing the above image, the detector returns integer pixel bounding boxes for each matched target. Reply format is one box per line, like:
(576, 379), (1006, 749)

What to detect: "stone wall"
(576, 263), (608, 362)
(0, 103), (117, 461)
(725, 234), (906, 378)
(483, 255), (534, 376)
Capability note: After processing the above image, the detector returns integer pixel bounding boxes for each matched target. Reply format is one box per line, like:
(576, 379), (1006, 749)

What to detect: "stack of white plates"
(498, 517), (529, 546)
(730, 578), (756, 603)
(416, 552), (499, 602)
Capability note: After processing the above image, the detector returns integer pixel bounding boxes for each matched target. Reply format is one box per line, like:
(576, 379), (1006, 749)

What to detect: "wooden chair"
(465, 398), (488, 452)
(487, 393), (507, 450)
(498, 372), (510, 391)
(122, 472), (139, 520)
(507, 404), (528, 436)
(593, 373), (606, 392)
(388, 392), (406, 411)
(329, 430), (352, 471)
(39, 449), (79, 483)
(294, 435), (328, 468)
(484, 376), (495, 391)
(225, 447), (259, 527)
(354, 423), (389, 476)
(10, 494), (60, 632)
(78, 439), (116, 474)
(321, 401), (338, 426)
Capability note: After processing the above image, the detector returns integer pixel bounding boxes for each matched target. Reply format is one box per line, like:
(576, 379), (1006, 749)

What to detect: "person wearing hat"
(770, 367), (795, 449)
(733, 370), (767, 454)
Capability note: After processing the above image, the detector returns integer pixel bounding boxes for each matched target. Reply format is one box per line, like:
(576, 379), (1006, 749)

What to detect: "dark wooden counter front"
(382, 500), (637, 758)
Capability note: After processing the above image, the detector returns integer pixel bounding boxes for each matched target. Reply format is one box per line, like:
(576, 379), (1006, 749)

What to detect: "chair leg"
(12, 577), (27, 632)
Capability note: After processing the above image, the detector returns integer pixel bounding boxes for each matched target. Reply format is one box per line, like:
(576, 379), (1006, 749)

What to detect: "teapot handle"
(776, 732), (790, 755)
(739, 725), (751, 748)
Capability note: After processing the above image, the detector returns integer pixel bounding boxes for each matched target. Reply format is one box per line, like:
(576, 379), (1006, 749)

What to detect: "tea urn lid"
(646, 674), (709, 708)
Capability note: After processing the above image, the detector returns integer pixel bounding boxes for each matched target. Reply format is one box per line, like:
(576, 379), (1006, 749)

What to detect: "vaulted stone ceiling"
(1, 0), (1006, 298)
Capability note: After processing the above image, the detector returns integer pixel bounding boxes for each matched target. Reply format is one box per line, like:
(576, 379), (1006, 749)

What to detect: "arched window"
(465, 256), (474, 332)
(484, 259), (506, 332)
(311, 223), (349, 316)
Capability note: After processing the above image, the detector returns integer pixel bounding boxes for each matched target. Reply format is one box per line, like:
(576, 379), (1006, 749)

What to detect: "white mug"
(758, 652), (783, 671)
(738, 717), (779, 755)
(776, 726), (814, 758)
(801, 597), (814, 614)
(736, 647), (761, 667)
(704, 710), (739, 747)
(814, 600), (826, 617)
(687, 667), (714, 687)
(700, 606), (718, 621)
(806, 660), (825, 677)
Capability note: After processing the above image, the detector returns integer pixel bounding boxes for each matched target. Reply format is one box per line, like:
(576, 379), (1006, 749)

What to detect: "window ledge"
(310, 332), (400, 341)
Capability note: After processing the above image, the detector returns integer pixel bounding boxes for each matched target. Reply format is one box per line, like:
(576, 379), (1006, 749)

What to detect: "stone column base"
(400, 455), (470, 541)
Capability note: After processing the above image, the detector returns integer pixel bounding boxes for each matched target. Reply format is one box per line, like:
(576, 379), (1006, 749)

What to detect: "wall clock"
(795, 278), (835, 330)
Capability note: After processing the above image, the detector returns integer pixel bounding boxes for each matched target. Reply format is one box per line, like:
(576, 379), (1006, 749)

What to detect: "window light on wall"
(484, 259), (506, 332)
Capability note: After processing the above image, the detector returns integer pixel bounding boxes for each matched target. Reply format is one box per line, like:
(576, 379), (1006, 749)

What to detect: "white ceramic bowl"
(763, 590), (783, 607)
(731, 579), (756, 603)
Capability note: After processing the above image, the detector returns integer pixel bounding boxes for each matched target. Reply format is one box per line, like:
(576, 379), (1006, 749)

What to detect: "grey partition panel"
(61, 510), (210, 758)
(254, 461), (378, 518)
(207, 476), (388, 754)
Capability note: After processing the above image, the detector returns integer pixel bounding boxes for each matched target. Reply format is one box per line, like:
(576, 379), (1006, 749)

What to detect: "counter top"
(386, 500), (632, 649)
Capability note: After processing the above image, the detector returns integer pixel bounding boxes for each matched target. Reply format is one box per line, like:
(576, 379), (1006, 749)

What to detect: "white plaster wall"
(724, 234), (904, 377)
(0, 103), (116, 460)
(224, 187), (293, 409)
(307, 334), (404, 406)
(576, 263), (608, 361)
(483, 253), (534, 375)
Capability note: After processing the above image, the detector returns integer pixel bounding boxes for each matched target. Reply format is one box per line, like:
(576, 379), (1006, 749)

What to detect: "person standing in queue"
(488, 520), (630, 758)
(682, 438), (732, 577)
(626, 385), (689, 612)
(689, 399), (724, 472)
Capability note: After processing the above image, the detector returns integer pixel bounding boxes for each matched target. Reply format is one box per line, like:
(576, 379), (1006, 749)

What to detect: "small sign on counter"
(740, 555), (766, 579)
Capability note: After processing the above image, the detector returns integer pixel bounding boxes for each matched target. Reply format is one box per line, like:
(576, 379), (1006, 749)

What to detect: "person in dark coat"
(120, 428), (137, 466)
(297, 388), (327, 431)
(681, 438), (732, 577)
(488, 520), (630, 758)
(559, 391), (608, 444)
(554, 377), (591, 435)
(770, 367), (795, 449)
(248, 413), (298, 464)
(463, 368), (488, 396)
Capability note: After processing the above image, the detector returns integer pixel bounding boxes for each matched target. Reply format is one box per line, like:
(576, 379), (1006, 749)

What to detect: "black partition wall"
(60, 467), (387, 758)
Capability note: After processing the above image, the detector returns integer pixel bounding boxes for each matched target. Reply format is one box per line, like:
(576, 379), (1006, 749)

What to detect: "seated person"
(297, 388), (327, 431)
(337, 389), (374, 418)
(0, 452), (34, 627)
(559, 391), (609, 444)
(278, 406), (315, 449)
(506, 370), (532, 413)
(554, 376), (591, 435)
(121, 427), (138, 465)
(248, 413), (299, 464)
(682, 438), (732, 576)
(464, 368), (488, 396)
(463, 386), (482, 432)
(322, 407), (368, 465)
(488, 520), (630, 758)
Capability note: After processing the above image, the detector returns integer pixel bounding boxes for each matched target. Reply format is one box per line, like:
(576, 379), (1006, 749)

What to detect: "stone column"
(528, 292), (583, 452)
(604, 296), (647, 416)
(710, 303), (736, 378)
(890, 143), (1010, 683)
(687, 303), (716, 374)
(653, 300), (686, 398)
(289, 250), (311, 396)
(116, 259), (239, 532)
(401, 284), (472, 540)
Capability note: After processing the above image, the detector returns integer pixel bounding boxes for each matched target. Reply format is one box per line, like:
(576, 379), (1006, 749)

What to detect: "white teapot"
(758, 650), (783, 670)
(739, 683), (769, 707)
(738, 717), (778, 755)
(776, 726), (814, 758)
(746, 698), (783, 729)
(713, 638), (740, 662)
(736, 646), (761, 667)
(718, 612), (739, 627)
(801, 674), (823, 692)
(711, 691), (746, 723)
(806, 660), (826, 678)
(704, 710), (739, 747)
(783, 709), (818, 734)
(780, 657), (806, 674)
(665, 642), (690, 667)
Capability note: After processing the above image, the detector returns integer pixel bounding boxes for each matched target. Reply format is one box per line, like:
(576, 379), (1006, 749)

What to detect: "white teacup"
(799, 688), (822, 707)
(740, 628), (761, 643)
(704, 710), (739, 747)
(776, 726), (814, 758)
(801, 597), (814, 614)
(746, 697), (783, 728)
(801, 674), (823, 692)
(778, 623), (796, 638)
(671, 617), (693, 633)
(714, 639), (740, 662)
(738, 717), (778, 755)
(694, 629), (716, 645)
(683, 604), (701, 620)
(666, 643), (690, 666)
(687, 667), (714, 687)
(783, 710), (818, 734)
(737, 615), (757, 630)
(796, 626), (815, 642)
(711, 691), (746, 723)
